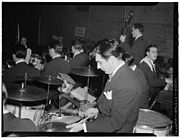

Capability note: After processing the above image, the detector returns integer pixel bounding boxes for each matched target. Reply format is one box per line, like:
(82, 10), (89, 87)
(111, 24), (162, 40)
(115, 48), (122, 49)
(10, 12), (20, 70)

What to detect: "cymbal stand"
(46, 75), (52, 106)
(18, 82), (25, 118)
(24, 72), (27, 86)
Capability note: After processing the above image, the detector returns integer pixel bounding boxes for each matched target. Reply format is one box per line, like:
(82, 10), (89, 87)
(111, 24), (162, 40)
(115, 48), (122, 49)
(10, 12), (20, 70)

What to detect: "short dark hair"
(12, 43), (27, 59)
(49, 40), (63, 54)
(122, 53), (134, 66)
(95, 39), (124, 60)
(71, 39), (83, 51)
(133, 23), (144, 33)
(145, 44), (158, 53)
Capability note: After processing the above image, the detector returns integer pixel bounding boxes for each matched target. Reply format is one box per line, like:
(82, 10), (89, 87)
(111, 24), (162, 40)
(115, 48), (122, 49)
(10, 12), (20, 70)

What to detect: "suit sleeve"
(86, 88), (138, 132)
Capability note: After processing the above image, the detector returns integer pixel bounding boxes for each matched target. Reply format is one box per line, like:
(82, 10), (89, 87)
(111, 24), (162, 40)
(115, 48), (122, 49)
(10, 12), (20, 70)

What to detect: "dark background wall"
(2, 2), (176, 59)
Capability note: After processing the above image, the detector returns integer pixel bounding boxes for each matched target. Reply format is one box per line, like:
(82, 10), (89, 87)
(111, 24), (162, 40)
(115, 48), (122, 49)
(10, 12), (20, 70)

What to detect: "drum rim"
(135, 123), (172, 130)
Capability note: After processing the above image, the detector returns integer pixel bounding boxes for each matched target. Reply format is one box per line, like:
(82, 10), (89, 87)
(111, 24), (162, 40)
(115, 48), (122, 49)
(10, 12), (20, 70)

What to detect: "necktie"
(152, 64), (157, 78)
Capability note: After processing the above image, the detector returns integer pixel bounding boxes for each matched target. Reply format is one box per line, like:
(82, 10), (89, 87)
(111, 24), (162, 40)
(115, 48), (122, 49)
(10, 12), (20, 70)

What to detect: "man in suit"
(2, 83), (36, 133)
(138, 44), (172, 105)
(120, 23), (147, 65)
(42, 40), (71, 77)
(3, 44), (41, 85)
(69, 39), (89, 70)
(122, 53), (149, 109)
(66, 39), (142, 133)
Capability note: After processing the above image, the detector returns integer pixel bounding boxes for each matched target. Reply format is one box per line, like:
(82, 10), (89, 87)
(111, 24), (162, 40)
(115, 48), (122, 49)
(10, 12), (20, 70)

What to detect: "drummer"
(2, 83), (36, 133)
(66, 39), (142, 132)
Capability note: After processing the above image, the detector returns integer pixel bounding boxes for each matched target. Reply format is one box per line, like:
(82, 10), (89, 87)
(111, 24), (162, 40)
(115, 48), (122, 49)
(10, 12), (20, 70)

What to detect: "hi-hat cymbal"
(71, 67), (104, 77)
(35, 76), (64, 85)
(6, 84), (47, 102)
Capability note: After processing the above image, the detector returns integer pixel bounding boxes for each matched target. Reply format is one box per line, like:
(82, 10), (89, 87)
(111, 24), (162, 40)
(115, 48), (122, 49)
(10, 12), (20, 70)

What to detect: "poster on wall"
(74, 26), (86, 37)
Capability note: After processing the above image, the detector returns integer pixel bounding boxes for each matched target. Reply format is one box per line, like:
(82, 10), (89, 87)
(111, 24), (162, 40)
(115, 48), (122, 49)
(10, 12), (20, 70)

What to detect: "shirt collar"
(73, 51), (83, 58)
(130, 64), (137, 71)
(52, 55), (61, 59)
(135, 34), (143, 40)
(16, 59), (25, 64)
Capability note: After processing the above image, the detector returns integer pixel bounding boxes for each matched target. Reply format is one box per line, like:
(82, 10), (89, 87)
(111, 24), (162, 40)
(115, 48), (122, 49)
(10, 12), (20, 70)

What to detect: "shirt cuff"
(83, 122), (87, 132)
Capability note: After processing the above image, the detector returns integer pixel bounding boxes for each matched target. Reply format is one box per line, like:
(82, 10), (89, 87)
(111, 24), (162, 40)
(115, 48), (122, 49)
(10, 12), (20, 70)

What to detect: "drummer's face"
(95, 54), (113, 75)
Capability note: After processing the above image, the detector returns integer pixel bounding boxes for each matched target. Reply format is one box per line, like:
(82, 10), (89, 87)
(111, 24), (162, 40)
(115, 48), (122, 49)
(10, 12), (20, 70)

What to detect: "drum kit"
(5, 67), (104, 132)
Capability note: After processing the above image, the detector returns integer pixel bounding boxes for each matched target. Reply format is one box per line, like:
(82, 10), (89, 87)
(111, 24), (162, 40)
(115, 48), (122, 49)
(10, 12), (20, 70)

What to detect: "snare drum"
(51, 115), (81, 125)
(134, 109), (172, 136)
(6, 104), (44, 126)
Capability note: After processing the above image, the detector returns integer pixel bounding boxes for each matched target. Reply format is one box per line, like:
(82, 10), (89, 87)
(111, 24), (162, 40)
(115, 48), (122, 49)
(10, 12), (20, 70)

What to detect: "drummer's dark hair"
(95, 39), (124, 60)
(11, 43), (27, 59)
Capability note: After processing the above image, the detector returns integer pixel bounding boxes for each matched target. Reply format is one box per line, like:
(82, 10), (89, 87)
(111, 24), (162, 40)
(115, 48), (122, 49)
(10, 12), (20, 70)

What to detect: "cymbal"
(58, 73), (76, 84)
(35, 76), (64, 85)
(6, 84), (47, 102)
(71, 67), (104, 77)
(38, 122), (70, 132)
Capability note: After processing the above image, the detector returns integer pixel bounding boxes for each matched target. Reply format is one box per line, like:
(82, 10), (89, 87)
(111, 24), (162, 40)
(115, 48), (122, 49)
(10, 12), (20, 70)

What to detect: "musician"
(2, 83), (36, 132)
(20, 37), (32, 64)
(3, 44), (41, 85)
(122, 53), (149, 109)
(42, 40), (71, 77)
(138, 44), (173, 103)
(69, 39), (89, 70)
(66, 39), (142, 132)
(29, 54), (44, 71)
(120, 23), (147, 65)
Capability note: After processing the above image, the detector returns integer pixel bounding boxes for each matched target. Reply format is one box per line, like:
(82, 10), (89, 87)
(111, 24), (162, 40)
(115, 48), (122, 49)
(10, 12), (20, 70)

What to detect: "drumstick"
(78, 115), (93, 124)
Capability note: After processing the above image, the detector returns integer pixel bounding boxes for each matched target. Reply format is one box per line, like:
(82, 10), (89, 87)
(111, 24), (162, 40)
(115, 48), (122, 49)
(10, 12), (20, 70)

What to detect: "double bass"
(121, 10), (134, 46)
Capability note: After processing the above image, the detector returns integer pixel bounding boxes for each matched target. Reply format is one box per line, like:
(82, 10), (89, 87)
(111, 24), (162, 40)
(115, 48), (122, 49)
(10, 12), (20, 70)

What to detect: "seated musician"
(42, 40), (70, 77)
(29, 54), (44, 72)
(3, 43), (41, 85)
(2, 83), (36, 133)
(69, 39), (89, 70)
(122, 53), (149, 109)
(66, 39), (142, 132)
(138, 44), (173, 104)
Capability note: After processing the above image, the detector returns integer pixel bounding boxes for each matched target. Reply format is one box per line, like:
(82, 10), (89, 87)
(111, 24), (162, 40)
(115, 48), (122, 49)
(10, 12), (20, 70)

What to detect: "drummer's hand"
(66, 123), (83, 132)
(84, 108), (98, 118)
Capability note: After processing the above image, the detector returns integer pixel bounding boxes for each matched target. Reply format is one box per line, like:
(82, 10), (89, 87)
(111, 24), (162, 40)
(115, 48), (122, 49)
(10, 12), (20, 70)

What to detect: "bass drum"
(134, 109), (172, 136)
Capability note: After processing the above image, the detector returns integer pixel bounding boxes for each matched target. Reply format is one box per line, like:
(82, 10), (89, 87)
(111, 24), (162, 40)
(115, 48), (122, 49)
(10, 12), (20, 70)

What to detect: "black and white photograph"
(1, 2), (178, 136)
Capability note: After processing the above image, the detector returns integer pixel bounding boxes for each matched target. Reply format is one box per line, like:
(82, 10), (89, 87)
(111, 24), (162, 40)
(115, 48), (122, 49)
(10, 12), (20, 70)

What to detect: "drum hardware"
(36, 75), (64, 106)
(72, 65), (104, 102)
(16, 72), (35, 86)
(6, 83), (47, 118)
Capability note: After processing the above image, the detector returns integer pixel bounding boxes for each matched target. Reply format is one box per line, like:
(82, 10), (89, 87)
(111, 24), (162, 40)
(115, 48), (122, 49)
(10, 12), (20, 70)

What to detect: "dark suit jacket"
(3, 112), (36, 132)
(134, 67), (149, 109)
(3, 62), (41, 85)
(86, 64), (142, 132)
(121, 36), (146, 65)
(42, 57), (71, 77)
(139, 61), (166, 96)
(69, 52), (89, 70)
